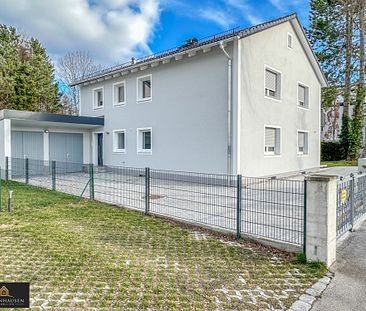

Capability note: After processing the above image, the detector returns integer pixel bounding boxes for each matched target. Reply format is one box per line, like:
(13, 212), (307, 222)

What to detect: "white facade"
(76, 16), (326, 177)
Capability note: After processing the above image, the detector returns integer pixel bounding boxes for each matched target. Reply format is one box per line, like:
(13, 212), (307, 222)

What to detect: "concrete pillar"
(43, 131), (49, 163)
(305, 174), (338, 268)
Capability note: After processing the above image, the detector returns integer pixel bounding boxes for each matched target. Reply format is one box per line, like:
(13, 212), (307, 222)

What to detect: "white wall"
(0, 119), (11, 169)
(239, 21), (321, 176)
(80, 45), (232, 173)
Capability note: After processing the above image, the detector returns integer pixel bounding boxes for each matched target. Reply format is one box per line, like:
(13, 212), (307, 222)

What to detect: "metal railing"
(4, 157), (305, 247)
(337, 173), (366, 238)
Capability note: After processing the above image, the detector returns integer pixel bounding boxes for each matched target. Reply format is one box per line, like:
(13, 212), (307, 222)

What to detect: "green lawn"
(321, 160), (358, 167)
(0, 182), (326, 310)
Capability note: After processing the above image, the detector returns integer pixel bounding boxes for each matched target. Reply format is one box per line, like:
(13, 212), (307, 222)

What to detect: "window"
(287, 33), (293, 49)
(137, 128), (152, 154)
(264, 126), (281, 155)
(265, 68), (281, 100)
(137, 75), (152, 102)
(93, 87), (104, 109)
(113, 82), (126, 106)
(113, 130), (126, 153)
(297, 131), (309, 155)
(298, 83), (309, 109)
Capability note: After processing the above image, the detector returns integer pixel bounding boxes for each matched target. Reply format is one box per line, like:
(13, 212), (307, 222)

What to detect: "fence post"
(303, 180), (307, 255)
(51, 161), (56, 191)
(236, 175), (242, 240)
(145, 167), (150, 215)
(5, 156), (8, 181)
(304, 174), (337, 268)
(89, 163), (94, 200)
(350, 173), (355, 231)
(25, 157), (29, 184)
(0, 167), (2, 212)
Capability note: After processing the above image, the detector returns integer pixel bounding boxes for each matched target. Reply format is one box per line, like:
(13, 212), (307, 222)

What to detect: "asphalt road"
(312, 219), (366, 311)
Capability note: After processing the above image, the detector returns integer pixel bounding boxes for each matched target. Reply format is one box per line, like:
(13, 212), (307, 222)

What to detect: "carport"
(0, 109), (104, 169)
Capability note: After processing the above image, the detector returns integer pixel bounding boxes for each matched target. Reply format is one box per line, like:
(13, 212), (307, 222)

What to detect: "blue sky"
(152, 0), (310, 53)
(0, 0), (310, 66)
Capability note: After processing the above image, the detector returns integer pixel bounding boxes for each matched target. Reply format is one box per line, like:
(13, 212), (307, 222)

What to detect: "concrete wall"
(0, 119), (11, 168)
(80, 45), (232, 173)
(238, 21), (321, 176)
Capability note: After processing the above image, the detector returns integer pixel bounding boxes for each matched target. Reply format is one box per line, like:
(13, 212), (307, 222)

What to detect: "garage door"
(11, 131), (44, 176)
(49, 133), (83, 173)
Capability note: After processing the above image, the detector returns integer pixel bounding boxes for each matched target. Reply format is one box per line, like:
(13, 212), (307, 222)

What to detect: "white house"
(0, 13), (327, 177)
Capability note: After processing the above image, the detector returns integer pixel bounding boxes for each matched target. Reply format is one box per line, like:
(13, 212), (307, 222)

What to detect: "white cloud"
(198, 8), (233, 29)
(269, 0), (303, 12)
(0, 0), (160, 65)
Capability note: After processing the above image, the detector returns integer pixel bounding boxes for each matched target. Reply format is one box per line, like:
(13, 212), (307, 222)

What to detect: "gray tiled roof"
(71, 13), (308, 86)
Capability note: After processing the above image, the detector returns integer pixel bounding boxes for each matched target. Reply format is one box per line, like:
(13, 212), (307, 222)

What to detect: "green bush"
(321, 141), (345, 161)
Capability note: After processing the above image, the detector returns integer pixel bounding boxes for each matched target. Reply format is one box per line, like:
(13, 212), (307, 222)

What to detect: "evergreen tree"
(309, 0), (365, 160)
(0, 24), (60, 112)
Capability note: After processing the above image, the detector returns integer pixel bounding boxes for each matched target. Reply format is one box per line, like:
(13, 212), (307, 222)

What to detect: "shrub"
(321, 141), (345, 161)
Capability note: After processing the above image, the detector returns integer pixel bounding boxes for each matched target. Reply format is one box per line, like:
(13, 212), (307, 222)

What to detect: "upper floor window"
(137, 127), (152, 154)
(113, 129), (126, 153)
(298, 83), (309, 109)
(113, 81), (126, 106)
(297, 131), (309, 155)
(265, 68), (281, 100)
(264, 126), (281, 155)
(137, 75), (152, 102)
(287, 32), (293, 49)
(93, 87), (104, 109)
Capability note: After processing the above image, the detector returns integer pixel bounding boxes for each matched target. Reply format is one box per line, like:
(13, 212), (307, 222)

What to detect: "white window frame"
(264, 125), (282, 157)
(137, 74), (152, 103)
(137, 127), (152, 154)
(297, 81), (310, 110)
(297, 130), (309, 156)
(113, 129), (126, 153)
(287, 32), (293, 49)
(264, 65), (282, 102)
(93, 87), (104, 110)
(113, 81), (126, 106)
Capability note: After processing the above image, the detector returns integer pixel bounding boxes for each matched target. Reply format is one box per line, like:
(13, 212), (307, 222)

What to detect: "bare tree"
(57, 51), (101, 114)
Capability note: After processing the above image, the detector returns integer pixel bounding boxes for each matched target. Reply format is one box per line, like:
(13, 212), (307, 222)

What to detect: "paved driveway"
(312, 219), (366, 311)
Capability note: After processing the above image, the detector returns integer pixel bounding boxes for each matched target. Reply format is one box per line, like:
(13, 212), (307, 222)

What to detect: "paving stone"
(299, 294), (316, 304)
(290, 300), (312, 311)
(318, 276), (331, 285)
(305, 288), (322, 297)
(312, 281), (327, 292)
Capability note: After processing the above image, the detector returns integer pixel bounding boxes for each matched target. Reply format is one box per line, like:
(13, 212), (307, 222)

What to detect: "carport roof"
(0, 109), (104, 126)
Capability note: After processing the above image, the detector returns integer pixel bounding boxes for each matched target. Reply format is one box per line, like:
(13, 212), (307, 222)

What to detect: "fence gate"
(337, 174), (366, 238)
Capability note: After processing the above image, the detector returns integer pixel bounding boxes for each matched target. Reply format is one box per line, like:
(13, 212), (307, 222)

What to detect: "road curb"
(287, 271), (334, 311)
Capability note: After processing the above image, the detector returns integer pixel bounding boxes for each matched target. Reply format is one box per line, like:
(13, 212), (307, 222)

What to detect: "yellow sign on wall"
(341, 189), (347, 203)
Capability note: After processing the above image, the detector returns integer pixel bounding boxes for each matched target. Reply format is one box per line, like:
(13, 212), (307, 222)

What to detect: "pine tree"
(0, 24), (60, 112)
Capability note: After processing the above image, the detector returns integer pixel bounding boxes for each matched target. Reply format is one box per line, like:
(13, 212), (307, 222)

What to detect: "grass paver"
(0, 181), (326, 310)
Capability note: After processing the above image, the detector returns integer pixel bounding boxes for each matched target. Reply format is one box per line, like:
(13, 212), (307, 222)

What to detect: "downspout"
(219, 41), (232, 175)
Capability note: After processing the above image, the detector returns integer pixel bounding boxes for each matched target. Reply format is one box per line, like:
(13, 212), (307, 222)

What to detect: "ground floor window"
(297, 131), (309, 155)
(113, 130), (126, 153)
(264, 126), (281, 155)
(137, 128), (152, 154)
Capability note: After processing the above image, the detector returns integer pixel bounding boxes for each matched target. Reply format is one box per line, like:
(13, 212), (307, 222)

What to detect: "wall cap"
(305, 174), (338, 182)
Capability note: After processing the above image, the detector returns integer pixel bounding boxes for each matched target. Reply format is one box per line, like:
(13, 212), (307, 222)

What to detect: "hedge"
(321, 141), (345, 161)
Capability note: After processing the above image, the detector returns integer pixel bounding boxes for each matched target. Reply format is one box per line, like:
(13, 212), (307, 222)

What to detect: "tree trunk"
(343, 1), (353, 117)
(359, 0), (365, 86)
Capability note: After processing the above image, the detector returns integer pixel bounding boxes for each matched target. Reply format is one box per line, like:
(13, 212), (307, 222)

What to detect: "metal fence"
(4, 157), (305, 248)
(337, 173), (366, 238)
